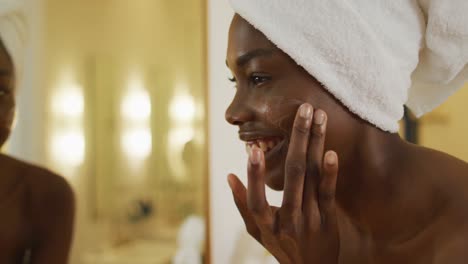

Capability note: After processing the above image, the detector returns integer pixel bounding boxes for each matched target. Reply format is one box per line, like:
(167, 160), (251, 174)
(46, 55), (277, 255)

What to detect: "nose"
(225, 92), (254, 126)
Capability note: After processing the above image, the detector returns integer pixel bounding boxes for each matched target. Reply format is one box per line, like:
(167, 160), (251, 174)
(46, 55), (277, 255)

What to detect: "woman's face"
(225, 15), (351, 190)
(0, 41), (15, 148)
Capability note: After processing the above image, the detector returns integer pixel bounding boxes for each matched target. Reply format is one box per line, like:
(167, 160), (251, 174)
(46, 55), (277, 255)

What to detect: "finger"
(303, 109), (327, 221)
(247, 145), (273, 230)
(281, 103), (313, 216)
(318, 151), (339, 231)
(228, 174), (262, 241)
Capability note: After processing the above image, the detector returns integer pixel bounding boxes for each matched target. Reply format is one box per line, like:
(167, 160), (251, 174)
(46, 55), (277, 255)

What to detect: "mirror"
(8, 1), (208, 263)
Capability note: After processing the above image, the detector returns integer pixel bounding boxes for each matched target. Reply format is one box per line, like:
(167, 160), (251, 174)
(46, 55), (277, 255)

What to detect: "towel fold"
(0, 0), (27, 79)
(229, 0), (468, 132)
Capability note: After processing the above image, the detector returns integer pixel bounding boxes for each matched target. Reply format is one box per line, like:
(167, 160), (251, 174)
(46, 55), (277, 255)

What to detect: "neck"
(332, 126), (438, 243)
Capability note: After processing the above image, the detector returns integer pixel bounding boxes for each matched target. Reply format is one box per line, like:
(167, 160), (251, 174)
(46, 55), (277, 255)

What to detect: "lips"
(240, 132), (285, 164)
(245, 136), (283, 154)
(238, 130), (287, 190)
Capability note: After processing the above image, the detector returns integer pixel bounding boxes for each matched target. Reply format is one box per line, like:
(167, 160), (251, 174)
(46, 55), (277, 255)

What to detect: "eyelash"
(250, 75), (271, 86)
(228, 74), (271, 87)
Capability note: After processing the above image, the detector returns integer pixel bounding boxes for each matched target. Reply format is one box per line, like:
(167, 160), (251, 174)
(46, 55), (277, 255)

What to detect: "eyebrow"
(226, 48), (276, 68)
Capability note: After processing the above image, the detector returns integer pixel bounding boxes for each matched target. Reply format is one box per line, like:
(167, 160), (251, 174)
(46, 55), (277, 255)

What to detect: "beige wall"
(29, 1), (207, 263)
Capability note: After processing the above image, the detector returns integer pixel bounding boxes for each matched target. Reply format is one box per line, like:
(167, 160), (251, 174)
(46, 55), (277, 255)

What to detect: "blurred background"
(2, 1), (467, 264)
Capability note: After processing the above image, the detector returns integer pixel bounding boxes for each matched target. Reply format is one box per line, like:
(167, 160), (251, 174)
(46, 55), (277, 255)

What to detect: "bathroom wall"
(207, 2), (242, 263)
(419, 84), (468, 161)
(7, 0), (45, 161)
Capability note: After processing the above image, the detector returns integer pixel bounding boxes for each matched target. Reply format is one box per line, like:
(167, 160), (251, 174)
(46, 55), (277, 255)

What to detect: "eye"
(227, 76), (238, 90)
(0, 87), (8, 96)
(250, 74), (271, 86)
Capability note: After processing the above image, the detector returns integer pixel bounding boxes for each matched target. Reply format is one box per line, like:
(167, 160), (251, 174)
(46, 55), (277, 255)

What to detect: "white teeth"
(245, 138), (282, 155)
(245, 144), (253, 156)
(259, 141), (268, 152)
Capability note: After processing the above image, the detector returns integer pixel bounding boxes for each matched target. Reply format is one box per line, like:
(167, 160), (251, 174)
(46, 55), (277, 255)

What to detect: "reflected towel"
(0, 0), (27, 79)
(229, 0), (468, 132)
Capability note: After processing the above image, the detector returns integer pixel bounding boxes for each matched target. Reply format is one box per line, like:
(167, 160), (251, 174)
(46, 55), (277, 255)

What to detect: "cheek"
(0, 96), (15, 129)
(0, 104), (14, 147)
(0, 126), (10, 147)
(258, 96), (306, 135)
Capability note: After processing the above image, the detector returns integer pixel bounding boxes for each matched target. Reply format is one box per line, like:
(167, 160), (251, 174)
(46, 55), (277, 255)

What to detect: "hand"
(228, 104), (340, 264)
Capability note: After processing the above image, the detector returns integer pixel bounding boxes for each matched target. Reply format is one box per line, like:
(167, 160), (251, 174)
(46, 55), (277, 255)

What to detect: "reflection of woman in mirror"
(225, 1), (468, 263)
(0, 2), (74, 264)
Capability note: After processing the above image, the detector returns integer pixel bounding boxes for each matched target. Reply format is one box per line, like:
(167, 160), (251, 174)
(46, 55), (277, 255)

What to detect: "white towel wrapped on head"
(229, 0), (468, 132)
(0, 0), (27, 79)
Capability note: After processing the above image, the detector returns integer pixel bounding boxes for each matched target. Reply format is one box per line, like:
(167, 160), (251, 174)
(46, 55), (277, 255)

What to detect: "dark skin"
(0, 41), (75, 263)
(225, 14), (468, 263)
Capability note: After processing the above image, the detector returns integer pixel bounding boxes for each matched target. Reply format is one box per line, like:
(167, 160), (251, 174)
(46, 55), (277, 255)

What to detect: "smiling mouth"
(245, 137), (284, 156)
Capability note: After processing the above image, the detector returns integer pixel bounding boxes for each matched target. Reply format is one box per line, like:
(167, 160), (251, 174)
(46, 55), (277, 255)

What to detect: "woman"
(225, 1), (468, 263)
(0, 2), (74, 263)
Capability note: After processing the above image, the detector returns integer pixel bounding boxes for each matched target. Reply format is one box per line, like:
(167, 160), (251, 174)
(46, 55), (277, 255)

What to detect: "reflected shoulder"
(0, 153), (75, 212)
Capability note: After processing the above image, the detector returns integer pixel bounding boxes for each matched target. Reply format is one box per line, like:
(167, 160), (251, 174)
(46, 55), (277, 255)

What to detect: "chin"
(265, 162), (286, 191)
(0, 127), (10, 148)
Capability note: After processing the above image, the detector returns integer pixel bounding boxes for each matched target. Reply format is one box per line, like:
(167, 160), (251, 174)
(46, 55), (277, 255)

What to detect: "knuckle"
(311, 125), (325, 138)
(281, 202), (301, 215)
(304, 207), (321, 231)
(279, 208), (300, 223)
(249, 205), (266, 216)
(293, 122), (310, 136)
(276, 211), (301, 238)
(249, 208), (271, 224)
(285, 162), (306, 178)
(247, 201), (267, 216)
(277, 226), (296, 240)
(304, 218), (321, 233)
(245, 224), (259, 236)
(319, 190), (335, 203)
(308, 160), (321, 174)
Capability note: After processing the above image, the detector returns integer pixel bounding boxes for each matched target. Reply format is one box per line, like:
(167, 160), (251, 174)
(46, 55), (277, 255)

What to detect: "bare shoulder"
(407, 146), (468, 262)
(26, 165), (75, 242)
(24, 164), (74, 205)
(24, 165), (75, 222)
(408, 144), (468, 190)
(405, 144), (468, 220)
(434, 225), (468, 263)
(0, 153), (74, 216)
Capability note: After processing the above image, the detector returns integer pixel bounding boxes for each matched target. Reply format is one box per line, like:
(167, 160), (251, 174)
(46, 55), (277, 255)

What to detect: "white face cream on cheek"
(259, 96), (306, 134)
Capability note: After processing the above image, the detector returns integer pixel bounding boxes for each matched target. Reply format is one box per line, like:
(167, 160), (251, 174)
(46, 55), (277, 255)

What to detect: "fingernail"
(299, 104), (313, 119)
(326, 152), (336, 165)
(249, 145), (261, 165)
(227, 174), (235, 189)
(314, 110), (325, 125)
